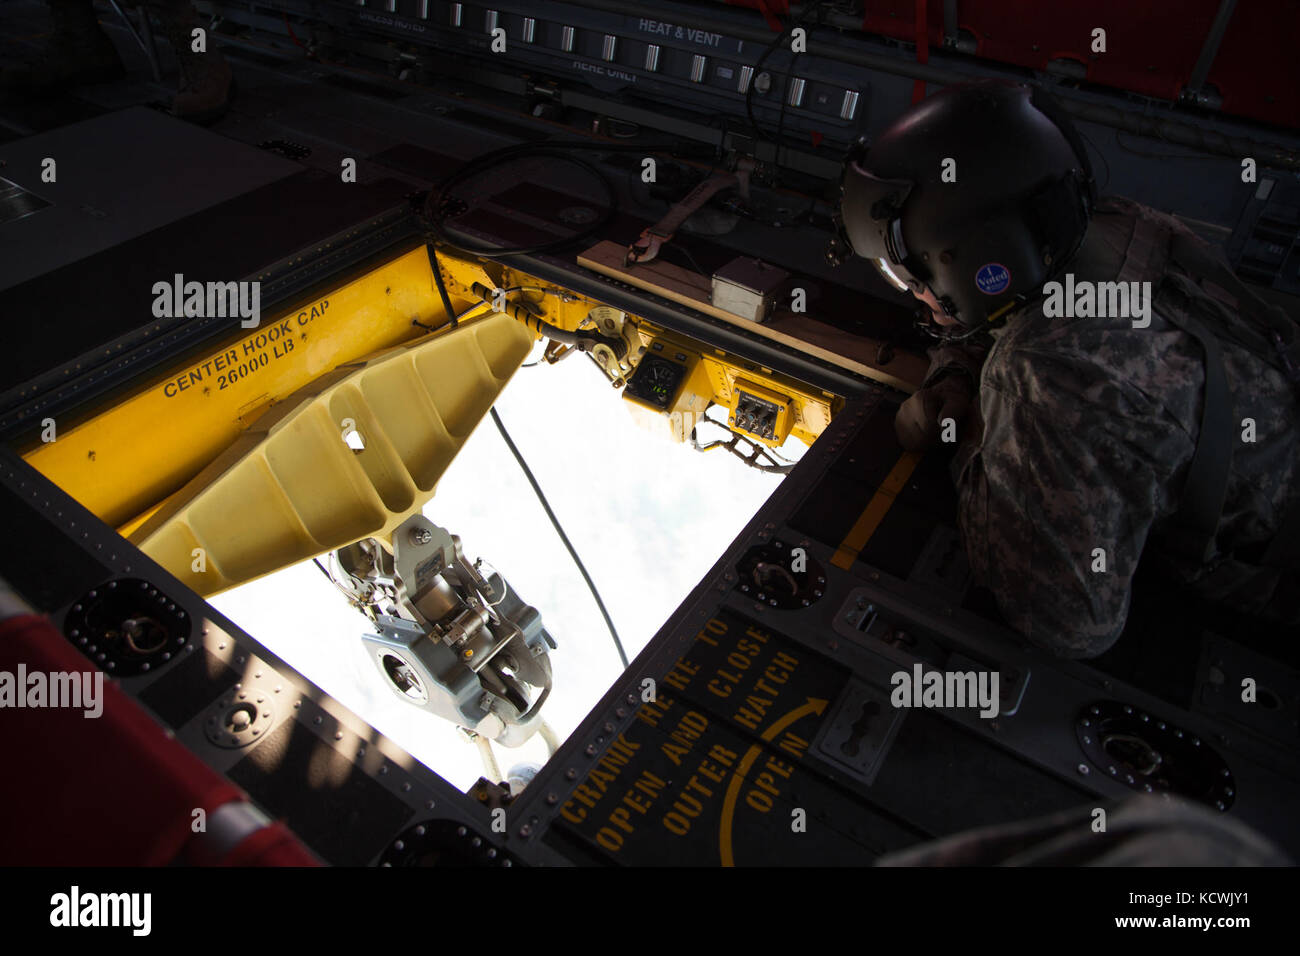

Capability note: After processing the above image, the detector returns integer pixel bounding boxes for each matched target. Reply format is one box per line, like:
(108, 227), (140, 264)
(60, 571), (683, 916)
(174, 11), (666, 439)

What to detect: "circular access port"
(381, 653), (428, 704)
(225, 703), (257, 733)
(752, 562), (798, 598)
(63, 579), (191, 676)
(735, 540), (825, 609)
(1076, 701), (1236, 810)
(121, 617), (169, 655)
(379, 820), (514, 868)
(1101, 732), (1163, 776)
(204, 691), (276, 748)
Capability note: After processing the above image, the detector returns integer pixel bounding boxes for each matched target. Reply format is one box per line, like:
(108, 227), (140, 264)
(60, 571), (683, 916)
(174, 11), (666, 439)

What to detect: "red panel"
(861, 0), (946, 47)
(0, 614), (317, 865)
(220, 821), (321, 866)
(1208, 1), (1300, 129)
(723, 0), (791, 32)
(957, 1), (1221, 101)
(733, 1), (1295, 130)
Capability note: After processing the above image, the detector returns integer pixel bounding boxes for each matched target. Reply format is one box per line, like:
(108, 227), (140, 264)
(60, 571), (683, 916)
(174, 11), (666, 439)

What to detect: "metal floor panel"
(0, 106), (301, 291)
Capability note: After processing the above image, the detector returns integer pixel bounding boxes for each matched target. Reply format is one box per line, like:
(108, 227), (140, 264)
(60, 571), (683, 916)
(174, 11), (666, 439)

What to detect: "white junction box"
(711, 257), (790, 323)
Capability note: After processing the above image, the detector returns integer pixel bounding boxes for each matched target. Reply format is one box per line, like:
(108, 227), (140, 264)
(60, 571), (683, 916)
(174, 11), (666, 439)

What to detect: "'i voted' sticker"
(975, 263), (1011, 295)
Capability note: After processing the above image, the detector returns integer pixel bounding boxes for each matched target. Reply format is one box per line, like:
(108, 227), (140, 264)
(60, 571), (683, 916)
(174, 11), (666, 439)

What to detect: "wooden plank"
(577, 240), (926, 392)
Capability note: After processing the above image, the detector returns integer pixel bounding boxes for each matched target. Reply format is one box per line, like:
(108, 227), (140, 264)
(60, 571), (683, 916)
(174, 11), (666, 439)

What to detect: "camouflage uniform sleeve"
(952, 351), (1174, 658)
(921, 341), (990, 388)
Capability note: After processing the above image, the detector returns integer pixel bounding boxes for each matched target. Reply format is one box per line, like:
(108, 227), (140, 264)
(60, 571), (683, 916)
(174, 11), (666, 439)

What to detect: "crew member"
(837, 79), (1300, 657)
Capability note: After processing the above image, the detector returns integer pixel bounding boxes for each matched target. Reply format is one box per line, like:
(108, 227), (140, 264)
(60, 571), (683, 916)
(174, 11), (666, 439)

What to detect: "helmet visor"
(840, 161), (913, 261)
(871, 256), (911, 293)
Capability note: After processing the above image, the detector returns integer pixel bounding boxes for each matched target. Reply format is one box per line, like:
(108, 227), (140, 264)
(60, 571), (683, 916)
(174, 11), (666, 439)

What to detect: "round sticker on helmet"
(975, 263), (1011, 295)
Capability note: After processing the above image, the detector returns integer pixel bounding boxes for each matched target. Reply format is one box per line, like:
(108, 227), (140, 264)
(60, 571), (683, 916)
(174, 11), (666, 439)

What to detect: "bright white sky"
(209, 345), (804, 791)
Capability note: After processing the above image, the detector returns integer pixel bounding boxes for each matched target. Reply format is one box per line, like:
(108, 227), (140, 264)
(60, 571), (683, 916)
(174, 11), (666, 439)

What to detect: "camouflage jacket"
(875, 794), (1290, 866)
(945, 197), (1299, 657)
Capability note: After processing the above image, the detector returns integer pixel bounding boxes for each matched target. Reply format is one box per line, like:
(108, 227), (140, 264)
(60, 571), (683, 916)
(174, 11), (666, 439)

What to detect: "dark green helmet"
(837, 80), (1095, 328)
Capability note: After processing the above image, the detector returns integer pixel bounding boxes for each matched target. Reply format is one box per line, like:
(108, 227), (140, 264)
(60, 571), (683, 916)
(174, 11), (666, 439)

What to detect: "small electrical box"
(711, 257), (790, 323)
(728, 378), (794, 445)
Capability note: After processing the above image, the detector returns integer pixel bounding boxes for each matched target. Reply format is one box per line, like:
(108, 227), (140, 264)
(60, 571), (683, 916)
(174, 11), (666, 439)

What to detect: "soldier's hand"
(894, 373), (974, 451)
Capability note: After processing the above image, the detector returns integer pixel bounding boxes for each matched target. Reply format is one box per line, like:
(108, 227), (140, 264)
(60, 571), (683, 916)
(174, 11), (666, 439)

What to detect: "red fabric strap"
(911, 0), (930, 103)
(219, 820), (321, 866)
(0, 613), (317, 866)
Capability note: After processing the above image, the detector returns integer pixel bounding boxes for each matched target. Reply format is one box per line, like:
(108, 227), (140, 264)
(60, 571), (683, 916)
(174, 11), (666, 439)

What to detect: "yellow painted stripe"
(830, 450), (921, 570)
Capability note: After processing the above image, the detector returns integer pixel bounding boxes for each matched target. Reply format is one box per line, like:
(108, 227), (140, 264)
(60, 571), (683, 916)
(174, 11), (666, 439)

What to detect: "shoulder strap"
(1156, 293), (1236, 564)
(1118, 215), (1234, 564)
(1157, 231), (1300, 568)
(1166, 232), (1300, 572)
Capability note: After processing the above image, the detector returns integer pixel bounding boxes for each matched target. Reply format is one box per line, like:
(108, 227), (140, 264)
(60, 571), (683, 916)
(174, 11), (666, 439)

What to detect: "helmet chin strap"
(918, 289), (1047, 342)
(919, 317), (989, 342)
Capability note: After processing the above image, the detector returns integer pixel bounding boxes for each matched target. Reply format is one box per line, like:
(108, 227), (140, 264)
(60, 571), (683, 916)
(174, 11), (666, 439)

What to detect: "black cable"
(773, 47), (800, 172)
(429, 152), (615, 257)
(423, 139), (711, 259)
(745, 25), (796, 147)
(663, 242), (710, 277)
(742, 1), (827, 151)
(488, 406), (630, 669)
